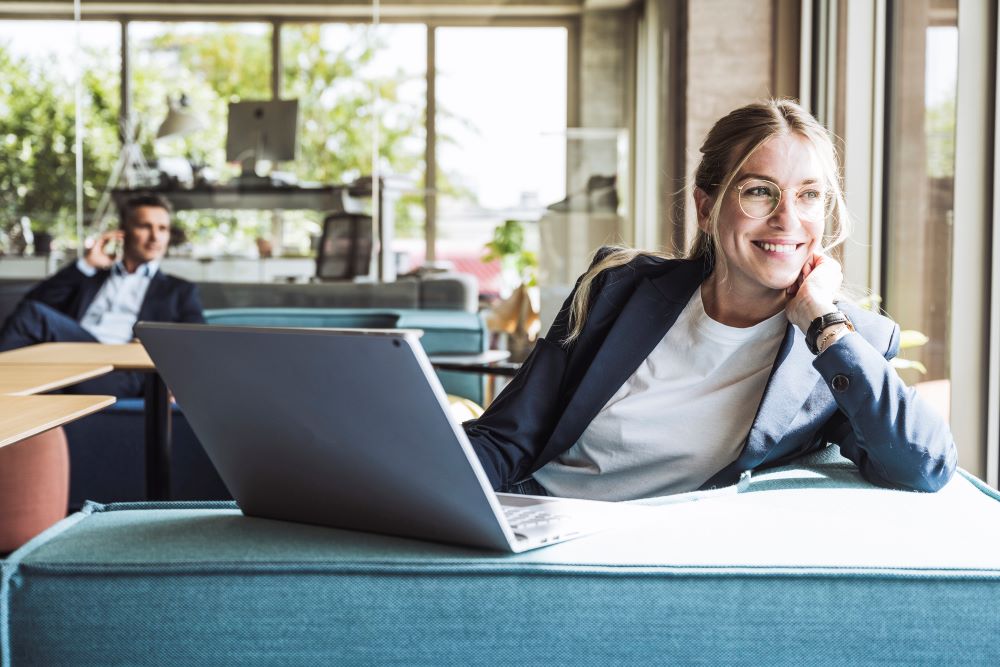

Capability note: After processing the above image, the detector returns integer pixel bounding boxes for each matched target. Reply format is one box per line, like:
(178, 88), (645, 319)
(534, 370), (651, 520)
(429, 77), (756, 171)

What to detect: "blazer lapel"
(74, 271), (110, 320)
(536, 260), (705, 469)
(138, 270), (168, 321)
(737, 322), (822, 467)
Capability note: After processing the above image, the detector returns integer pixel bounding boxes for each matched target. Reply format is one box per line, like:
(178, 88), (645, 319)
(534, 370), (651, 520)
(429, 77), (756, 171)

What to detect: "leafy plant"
(0, 43), (118, 246)
(0, 23), (473, 254)
(482, 219), (537, 286)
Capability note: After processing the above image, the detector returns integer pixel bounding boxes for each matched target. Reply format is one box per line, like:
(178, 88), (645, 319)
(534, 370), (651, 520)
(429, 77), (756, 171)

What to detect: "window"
(0, 20), (119, 252)
(431, 26), (567, 296)
(0, 10), (578, 292)
(282, 22), (425, 261)
(130, 22), (273, 255)
(883, 1), (958, 390)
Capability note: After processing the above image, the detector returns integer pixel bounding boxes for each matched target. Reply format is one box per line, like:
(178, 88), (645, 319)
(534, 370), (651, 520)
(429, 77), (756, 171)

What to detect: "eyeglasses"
(734, 178), (830, 220)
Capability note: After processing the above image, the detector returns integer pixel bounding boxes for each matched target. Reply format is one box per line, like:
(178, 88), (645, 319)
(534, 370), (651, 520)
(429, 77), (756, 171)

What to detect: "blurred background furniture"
(62, 306), (488, 509)
(1, 269), (483, 509)
(315, 211), (374, 281)
(111, 176), (400, 280)
(0, 393), (115, 552)
(0, 428), (69, 553)
(1, 269), (478, 321)
(0, 342), (175, 501)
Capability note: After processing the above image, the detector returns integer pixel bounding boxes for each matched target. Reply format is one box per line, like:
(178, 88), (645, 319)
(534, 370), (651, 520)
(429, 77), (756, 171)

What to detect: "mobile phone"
(102, 236), (120, 258)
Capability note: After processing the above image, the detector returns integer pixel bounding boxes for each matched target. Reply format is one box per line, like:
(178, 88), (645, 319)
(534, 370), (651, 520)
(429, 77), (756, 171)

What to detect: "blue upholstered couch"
(63, 307), (488, 509)
(4, 448), (1000, 666)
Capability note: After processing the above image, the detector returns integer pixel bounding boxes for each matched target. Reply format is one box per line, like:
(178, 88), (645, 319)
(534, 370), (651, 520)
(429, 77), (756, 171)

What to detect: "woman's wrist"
(816, 322), (851, 354)
(789, 300), (838, 335)
(805, 311), (855, 354)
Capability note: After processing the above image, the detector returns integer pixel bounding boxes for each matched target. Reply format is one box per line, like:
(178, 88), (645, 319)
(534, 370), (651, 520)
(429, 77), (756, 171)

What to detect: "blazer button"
(831, 374), (850, 392)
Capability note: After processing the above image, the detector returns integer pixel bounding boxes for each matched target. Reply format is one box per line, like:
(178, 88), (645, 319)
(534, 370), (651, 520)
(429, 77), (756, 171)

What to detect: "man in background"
(0, 194), (205, 396)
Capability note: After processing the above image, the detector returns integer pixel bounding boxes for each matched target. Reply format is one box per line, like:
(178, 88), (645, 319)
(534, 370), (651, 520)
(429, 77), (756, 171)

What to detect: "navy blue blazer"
(25, 262), (206, 326)
(465, 253), (957, 495)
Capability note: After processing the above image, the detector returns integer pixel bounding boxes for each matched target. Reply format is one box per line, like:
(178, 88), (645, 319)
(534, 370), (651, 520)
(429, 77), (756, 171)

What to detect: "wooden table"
(0, 342), (152, 368)
(0, 364), (114, 396)
(427, 349), (510, 366)
(0, 342), (174, 500)
(0, 395), (115, 449)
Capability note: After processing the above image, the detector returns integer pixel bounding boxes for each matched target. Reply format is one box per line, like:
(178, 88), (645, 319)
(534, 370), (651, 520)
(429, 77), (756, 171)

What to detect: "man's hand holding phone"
(84, 230), (124, 270)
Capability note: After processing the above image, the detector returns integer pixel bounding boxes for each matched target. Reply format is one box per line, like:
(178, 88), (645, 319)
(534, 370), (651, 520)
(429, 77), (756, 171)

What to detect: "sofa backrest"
(1, 272), (479, 320)
(204, 309), (402, 329)
(203, 307), (487, 403)
(0, 279), (36, 326)
(197, 281), (420, 310)
(197, 275), (478, 312)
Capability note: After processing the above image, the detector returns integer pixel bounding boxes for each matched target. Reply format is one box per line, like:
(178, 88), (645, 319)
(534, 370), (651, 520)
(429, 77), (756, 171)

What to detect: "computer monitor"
(225, 99), (298, 176)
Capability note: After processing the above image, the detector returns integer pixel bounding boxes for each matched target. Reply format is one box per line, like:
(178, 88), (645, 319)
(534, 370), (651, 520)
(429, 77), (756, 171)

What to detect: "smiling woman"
(463, 99), (957, 502)
(697, 133), (832, 328)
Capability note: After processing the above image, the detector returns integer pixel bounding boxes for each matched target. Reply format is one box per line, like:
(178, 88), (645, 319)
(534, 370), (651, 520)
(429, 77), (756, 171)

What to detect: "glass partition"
(0, 2), (637, 298)
(129, 21), (273, 257)
(883, 0), (958, 400)
(0, 18), (119, 270)
(428, 26), (568, 299)
(283, 21), (425, 272)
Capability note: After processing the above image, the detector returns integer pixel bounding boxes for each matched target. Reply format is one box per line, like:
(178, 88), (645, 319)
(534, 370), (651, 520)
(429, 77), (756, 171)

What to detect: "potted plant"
(32, 221), (54, 256)
(482, 219), (537, 295)
(483, 219), (540, 362)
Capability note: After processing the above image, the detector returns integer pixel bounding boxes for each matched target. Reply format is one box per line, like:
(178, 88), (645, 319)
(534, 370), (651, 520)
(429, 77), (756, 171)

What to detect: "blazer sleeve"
(814, 326), (958, 492)
(23, 263), (87, 313)
(464, 337), (568, 489)
(177, 282), (207, 324)
(463, 248), (620, 490)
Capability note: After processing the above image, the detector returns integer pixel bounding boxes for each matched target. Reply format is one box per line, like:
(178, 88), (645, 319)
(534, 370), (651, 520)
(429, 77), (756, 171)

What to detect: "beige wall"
(572, 0), (792, 256)
(572, 9), (633, 200)
(683, 0), (777, 245)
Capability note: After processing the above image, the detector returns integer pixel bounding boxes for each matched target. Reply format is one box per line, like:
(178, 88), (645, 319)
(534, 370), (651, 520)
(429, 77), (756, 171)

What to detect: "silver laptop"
(136, 322), (637, 552)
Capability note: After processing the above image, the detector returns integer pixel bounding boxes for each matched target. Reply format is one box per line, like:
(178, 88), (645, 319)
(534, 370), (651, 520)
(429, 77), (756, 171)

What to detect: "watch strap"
(806, 311), (853, 354)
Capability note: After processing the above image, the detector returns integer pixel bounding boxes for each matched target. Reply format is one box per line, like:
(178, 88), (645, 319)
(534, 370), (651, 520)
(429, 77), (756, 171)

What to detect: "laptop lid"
(136, 322), (514, 551)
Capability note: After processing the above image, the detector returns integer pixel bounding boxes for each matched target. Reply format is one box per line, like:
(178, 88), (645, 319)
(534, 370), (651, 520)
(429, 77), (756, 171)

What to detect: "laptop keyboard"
(503, 505), (568, 531)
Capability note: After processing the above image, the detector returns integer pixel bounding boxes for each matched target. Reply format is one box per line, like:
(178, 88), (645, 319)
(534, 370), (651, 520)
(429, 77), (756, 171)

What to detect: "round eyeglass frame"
(733, 178), (830, 220)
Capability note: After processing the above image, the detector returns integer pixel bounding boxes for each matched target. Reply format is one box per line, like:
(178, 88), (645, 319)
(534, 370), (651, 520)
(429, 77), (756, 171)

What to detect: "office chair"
(315, 212), (374, 281)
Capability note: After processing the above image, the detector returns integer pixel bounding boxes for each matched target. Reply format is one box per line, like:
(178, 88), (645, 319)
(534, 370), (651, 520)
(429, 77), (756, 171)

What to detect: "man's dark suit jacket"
(25, 262), (206, 327)
(465, 252), (957, 496)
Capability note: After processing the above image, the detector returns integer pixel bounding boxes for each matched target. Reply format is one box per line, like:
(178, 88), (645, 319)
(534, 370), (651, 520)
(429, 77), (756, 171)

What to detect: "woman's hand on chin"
(785, 253), (843, 334)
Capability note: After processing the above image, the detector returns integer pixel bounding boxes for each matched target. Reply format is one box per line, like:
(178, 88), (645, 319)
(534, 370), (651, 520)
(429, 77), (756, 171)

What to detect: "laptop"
(136, 322), (642, 552)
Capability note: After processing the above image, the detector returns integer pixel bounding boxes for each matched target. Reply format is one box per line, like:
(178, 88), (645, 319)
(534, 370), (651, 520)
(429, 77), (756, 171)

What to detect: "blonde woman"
(465, 100), (956, 500)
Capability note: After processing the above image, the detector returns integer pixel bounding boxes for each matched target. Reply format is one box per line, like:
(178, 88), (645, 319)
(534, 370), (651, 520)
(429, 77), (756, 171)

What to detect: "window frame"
(811, 0), (999, 484)
(951, 0), (997, 485)
(0, 9), (578, 277)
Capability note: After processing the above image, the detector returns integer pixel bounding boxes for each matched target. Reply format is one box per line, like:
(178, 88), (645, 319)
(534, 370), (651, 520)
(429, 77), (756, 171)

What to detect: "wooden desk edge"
(0, 395), (116, 449)
(0, 343), (154, 370)
(2, 364), (116, 396)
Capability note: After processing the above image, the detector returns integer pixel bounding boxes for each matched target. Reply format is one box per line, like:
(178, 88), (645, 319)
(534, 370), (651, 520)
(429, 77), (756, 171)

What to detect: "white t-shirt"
(533, 286), (788, 501)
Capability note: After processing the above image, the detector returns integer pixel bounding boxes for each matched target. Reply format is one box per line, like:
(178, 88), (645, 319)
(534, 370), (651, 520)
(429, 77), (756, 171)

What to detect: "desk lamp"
(156, 94), (204, 139)
(156, 94), (206, 188)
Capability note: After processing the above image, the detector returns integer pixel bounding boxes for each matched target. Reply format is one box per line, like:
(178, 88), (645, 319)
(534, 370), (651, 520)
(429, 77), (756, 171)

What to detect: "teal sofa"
(64, 307), (488, 508)
(4, 448), (1000, 665)
(201, 308), (488, 403)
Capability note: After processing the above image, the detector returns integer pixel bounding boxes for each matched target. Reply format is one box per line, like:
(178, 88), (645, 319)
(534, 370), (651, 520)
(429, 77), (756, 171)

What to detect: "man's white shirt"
(77, 258), (159, 344)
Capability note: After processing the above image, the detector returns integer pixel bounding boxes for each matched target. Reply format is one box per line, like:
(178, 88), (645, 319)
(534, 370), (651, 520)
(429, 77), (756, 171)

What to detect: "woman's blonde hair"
(561, 99), (850, 345)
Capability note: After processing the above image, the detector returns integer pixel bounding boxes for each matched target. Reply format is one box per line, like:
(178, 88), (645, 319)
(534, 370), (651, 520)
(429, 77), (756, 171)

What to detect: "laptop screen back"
(137, 323), (510, 549)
